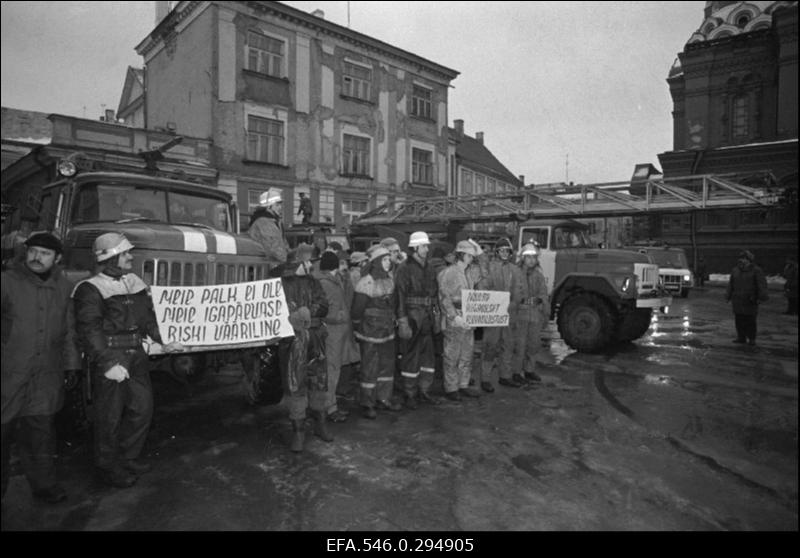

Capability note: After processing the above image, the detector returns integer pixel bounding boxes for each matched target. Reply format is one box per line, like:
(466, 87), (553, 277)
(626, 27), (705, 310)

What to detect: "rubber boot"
(311, 411), (334, 442)
(290, 419), (305, 453)
(404, 391), (418, 410)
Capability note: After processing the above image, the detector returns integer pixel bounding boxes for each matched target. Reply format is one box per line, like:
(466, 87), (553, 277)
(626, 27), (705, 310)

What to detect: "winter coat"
(248, 209), (289, 264)
(512, 263), (550, 321)
(476, 258), (522, 314)
(395, 254), (439, 332)
(726, 263), (769, 315)
(2, 261), (81, 423)
(315, 269), (355, 362)
(72, 273), (164, 374)
(352, 265), (397, 344)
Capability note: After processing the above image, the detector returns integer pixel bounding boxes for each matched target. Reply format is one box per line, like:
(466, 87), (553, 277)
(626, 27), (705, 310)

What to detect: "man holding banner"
(475, 237), (522, 391)
(510, 243), (550, 384)
(273, 243), (332, 452)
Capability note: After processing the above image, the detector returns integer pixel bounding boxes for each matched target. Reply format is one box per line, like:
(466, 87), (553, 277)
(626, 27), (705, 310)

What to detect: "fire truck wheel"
(557, 293), (616, 353)
(614, 308), (653, 343)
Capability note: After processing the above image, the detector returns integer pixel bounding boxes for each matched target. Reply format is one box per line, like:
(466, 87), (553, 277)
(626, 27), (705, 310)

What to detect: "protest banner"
(151, 278), (293, 349)
(462, 289), (509, 327)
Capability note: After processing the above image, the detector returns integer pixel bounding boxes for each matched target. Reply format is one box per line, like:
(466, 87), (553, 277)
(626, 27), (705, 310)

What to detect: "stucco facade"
(137, 1), (459, 232)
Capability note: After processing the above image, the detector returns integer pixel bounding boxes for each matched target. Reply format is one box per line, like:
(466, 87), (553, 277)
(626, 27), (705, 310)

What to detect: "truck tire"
(615, 308), (653, 342)
(557, 293), (617, 353)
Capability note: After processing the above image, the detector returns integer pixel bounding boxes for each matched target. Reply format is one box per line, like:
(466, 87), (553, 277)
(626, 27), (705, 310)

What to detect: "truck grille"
(141, 259), (271, 286)
(634, 263), (658, 293)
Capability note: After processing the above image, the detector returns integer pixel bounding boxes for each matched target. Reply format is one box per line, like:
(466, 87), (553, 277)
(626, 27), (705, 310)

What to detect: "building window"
(246, 115), (284, 164)
(487, 178), (496, 193)
(411, 84), (432, 119)
(412, 148), (433, 185)
(342, 134), (371, 177)
(462, 169), (473, 195)
(247, 31), (284, 78)
(248, 189), (266, 213)
(342, 61), (372, 101)
(475, 175), (485, 194)
(732, 95), (749, 139)
(342, 198), (368, 225)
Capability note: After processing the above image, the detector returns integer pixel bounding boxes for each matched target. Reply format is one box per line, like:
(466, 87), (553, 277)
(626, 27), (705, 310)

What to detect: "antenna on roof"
(348, 1), (351, 28)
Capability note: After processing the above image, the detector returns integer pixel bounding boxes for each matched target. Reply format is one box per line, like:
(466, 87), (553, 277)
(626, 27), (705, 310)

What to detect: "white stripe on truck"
(213, 231), (237, 254)
(173, 226), (207, 253)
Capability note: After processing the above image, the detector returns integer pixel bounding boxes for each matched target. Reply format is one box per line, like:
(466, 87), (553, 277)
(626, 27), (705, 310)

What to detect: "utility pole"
(565, 153), (569, 184)
(347, 1), (351, 28)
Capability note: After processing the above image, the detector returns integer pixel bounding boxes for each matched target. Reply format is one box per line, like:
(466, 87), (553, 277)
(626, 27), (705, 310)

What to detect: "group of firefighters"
(247, 189), (550, 454)
(1, 186), (550, 506)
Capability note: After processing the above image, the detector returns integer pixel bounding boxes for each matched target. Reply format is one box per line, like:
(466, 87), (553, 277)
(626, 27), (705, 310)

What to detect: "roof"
(448, 128), (522, 187)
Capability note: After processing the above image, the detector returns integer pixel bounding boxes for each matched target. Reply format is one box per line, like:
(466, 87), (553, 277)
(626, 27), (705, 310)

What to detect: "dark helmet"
(496, 237), (513, 252)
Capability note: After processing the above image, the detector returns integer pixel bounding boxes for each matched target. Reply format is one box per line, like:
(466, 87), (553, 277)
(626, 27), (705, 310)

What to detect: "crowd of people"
(2, 186), (795, 506)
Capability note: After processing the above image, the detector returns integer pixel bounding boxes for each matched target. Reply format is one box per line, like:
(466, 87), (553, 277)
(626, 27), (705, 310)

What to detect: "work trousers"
(399, 318), (436, 397)
(479, 324), (514, 385)
(734, 313), (758, 342)
(1, 414), (58, 496)
(511, 309), (545, 375)
(92, 350), (153, 471)
(279, 337), (327, 421)
(443, 326), (474, 394)
(359, 339), (396, 408)
(324, 324), (347, 415)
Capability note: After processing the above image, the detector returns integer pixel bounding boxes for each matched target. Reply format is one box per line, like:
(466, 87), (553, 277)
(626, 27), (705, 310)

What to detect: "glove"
(397, 317), (413, 340)
(289, 306), (311, 330)
(453, 315), (470, 329)
(104, 364), (129, 383)
(163, 342), (186, 353)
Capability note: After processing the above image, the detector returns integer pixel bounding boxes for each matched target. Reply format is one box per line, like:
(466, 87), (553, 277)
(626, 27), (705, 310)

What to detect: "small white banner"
(151, 279), (293, 347)
(462, 289), (509, 327)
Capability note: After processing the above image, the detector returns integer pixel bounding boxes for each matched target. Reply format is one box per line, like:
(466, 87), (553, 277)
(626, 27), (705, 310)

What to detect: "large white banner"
(151, 279), (293, 347)
(462, 289), (509, 327)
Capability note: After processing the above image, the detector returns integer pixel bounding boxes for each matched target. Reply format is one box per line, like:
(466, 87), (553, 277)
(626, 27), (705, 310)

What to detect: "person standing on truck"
(725, 250), (769, 346)
(314, 251), (351, 424)
(475, 237), (522, 391)
(72, 233), (184, 488)
(2, 233), (81, 504)
(298, 192), (313, 224)
(510, 243), (550, 385)
(248, 188), (289, 265)
(438, 240), (482, 402)
(273, 243), (332, 452)
(352, 245), (402, 418)
(395, 231), (442, 408)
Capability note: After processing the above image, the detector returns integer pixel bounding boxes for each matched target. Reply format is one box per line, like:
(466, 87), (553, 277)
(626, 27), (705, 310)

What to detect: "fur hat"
(738, 250), (754, 262)
(24, 232), (63, 254)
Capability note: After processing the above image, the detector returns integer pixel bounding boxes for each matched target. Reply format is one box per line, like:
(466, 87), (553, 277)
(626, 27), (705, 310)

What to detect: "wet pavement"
(2, 286), (797, 531)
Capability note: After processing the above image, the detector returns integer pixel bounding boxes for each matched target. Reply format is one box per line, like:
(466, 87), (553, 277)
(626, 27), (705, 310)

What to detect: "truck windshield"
(553, 227), (592, 249)
(72, 183), (231, 232)
(646, 250), (688, 268)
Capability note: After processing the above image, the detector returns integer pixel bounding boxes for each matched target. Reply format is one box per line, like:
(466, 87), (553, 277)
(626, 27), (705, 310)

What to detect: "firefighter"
(352, 245), (401, 418)
(380, 237), (405, 275)
(72, 233), (184, 488)
(273, 243), (332, 452)
(476, 237), (523, 391)
(438, 240), (481, 401)
(248, 188), (289, 265)
(395, 231), (442, 408)
(510, 243), (549, 384)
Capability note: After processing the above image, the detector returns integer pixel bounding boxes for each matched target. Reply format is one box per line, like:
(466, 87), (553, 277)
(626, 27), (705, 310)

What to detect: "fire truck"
(349, 173), (778, 352)
(1, 151), (285, 420)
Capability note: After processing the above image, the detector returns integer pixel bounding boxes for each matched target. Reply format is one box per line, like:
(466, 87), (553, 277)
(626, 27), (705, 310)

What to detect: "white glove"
(163, 342), (186, 353)
(453, 315), (470, 329)
(104, 364), (129, 383)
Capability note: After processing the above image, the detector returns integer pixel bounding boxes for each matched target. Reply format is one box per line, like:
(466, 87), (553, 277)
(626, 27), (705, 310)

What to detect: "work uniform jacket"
(438, 263), (476, 326)
(395, 253), (439, 334)
(1, 261), (81, 423)
(248, 208), (289, 264)
(315, 270), (352, 362)
(512, 263), (550, 321)
(476, 258), (522, 313)
(726, 263), (769, 315)
(72, 273), (164, 373)
(352, 268), (397, 344)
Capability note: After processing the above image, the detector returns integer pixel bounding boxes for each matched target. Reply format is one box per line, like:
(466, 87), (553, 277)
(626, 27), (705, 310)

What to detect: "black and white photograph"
(1, 1), (797, 536)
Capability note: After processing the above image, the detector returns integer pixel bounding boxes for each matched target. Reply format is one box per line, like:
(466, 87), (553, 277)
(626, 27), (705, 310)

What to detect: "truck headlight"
(57, 159), (77, 177)
(621, 277), (631, 292)
(683, 274), (691, 281)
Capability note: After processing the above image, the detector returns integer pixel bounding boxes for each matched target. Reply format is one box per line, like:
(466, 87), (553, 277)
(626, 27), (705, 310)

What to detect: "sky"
(0, 1), (707, 185)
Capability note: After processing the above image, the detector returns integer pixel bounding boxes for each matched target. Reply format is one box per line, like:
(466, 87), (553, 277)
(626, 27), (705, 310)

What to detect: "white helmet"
(520, 243), (540, 257)
(455, 240), (477, 256)
(258, 188), (282, 208)
(408, 231), (431, 248)
(94, 232), (134, 262)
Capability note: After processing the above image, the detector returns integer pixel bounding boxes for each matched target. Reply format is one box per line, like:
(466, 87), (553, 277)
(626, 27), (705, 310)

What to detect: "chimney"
(454, 119), (464, 135)
(518, 175), (525, 185)
(312, 9), (325, 18)
(156, 1), (171, 25)
(105, 109), (116, 123)
(475, 132), (484, 144)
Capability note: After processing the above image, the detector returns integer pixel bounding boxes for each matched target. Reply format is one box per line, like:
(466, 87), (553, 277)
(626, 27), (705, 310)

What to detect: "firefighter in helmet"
(510, 242), (549, 385)
(248, 188), (289, 265)
(72, 233), (184, 488)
